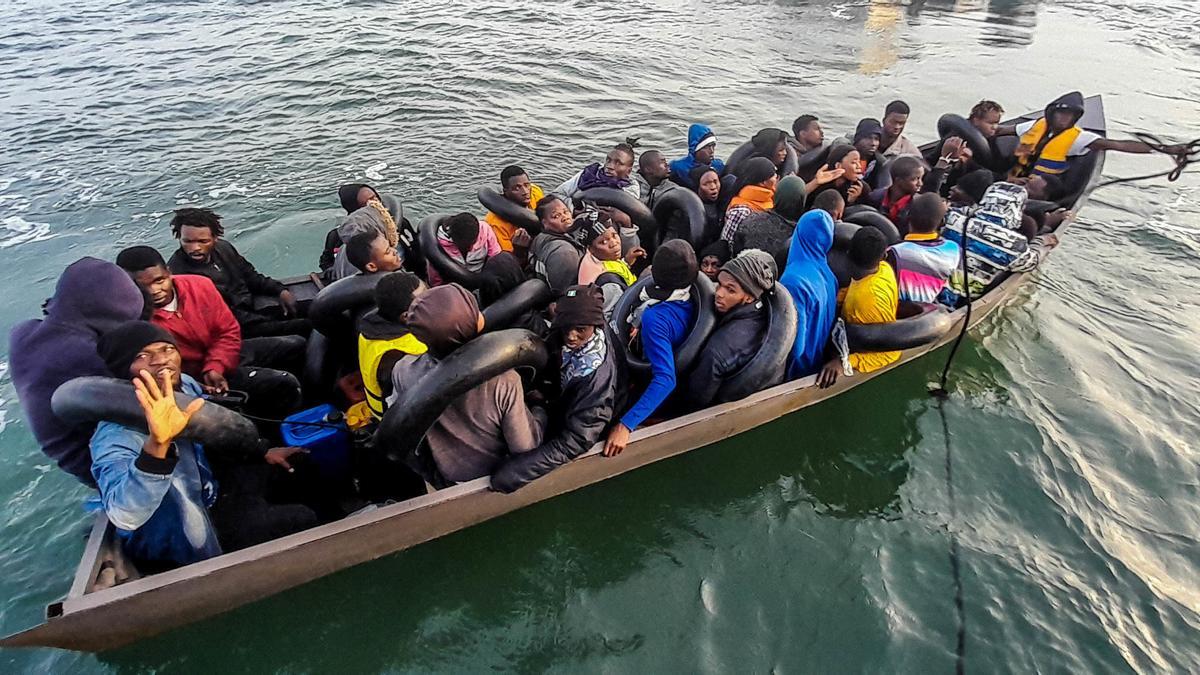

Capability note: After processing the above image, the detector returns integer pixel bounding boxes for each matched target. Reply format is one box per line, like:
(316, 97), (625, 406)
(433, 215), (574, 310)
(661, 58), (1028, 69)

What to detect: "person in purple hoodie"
(9, 257), (146, 486)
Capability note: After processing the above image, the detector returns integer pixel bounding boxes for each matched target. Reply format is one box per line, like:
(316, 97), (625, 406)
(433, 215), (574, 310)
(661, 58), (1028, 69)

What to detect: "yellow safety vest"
(1014, 118), (1082, 177)
(357, 332), (427, 418)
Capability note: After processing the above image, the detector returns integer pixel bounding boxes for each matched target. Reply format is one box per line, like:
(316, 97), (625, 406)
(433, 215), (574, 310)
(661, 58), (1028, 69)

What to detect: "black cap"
(553, 285), (606, 329)
(648, 239), (698, 300)
(97, 320), (176, 377)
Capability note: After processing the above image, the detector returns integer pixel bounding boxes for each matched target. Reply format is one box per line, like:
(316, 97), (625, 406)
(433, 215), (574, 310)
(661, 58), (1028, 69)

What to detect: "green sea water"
(1, 0), (1198, 671)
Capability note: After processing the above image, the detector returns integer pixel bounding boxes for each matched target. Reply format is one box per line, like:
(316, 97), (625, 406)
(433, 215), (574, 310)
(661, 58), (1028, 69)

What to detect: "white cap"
(695, 135), (717, 151)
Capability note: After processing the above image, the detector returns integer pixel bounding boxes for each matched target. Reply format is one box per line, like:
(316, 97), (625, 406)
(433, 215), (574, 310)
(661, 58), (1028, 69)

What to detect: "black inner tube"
(843, 208), (901, 244)
(419, 213), (483, 289)
(715, 283), (798, 402)
(936, 113), (994, 168)
(308, 272), (383, 338)
(845, 302), (954, 352)
(795, 144), (831, 181)
(374, 329), (549, 465)
(51, 376), (261, 454)
(477, 187), (541, 234)
(576, 186), (658, 254)
(832, 219), (861, 250)
(722, 140), (800, 178)
(650, 187), (706, 248)
(480, 279), (553, 332)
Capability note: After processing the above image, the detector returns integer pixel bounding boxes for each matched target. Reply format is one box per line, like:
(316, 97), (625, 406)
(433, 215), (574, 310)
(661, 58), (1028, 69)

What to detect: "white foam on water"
(365, 161), (388, 181)
(0, 215), (54, 249)
(208, 182), (249, 198)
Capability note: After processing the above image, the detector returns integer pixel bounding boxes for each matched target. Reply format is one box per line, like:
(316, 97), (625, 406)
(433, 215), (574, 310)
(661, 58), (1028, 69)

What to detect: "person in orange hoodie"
(720, 157), (778, 242)
(485, 165), (544, 254)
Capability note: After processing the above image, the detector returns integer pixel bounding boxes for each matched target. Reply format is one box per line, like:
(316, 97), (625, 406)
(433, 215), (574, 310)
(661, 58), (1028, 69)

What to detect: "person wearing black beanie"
(88, 320), (317, 568)
(96, 320), (178, 380)
(647, 239), (699, 300)
(684, 249), (777, 410)
(492, 285), (627, 492)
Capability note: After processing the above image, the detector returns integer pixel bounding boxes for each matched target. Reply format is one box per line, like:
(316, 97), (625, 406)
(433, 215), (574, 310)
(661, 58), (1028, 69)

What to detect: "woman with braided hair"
(326, 184), (416, 281)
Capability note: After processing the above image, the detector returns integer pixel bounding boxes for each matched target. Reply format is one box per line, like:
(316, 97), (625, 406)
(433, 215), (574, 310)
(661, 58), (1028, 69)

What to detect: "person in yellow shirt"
(485, 165), (544, 254)
(355, 271), (427, 420)
(818, 227), (899, 387)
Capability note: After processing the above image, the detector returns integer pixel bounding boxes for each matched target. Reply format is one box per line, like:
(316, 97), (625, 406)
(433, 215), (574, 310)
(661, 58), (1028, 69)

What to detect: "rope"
(1094, 133), (1200, 188)
(929, 203), (973, 399)
(936, 398), (968, 674)
(919, 130), (1199, 671)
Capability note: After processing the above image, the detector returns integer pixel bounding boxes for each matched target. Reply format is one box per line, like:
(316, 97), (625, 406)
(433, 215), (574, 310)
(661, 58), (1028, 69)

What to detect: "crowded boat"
(7, 92), (1188, 576)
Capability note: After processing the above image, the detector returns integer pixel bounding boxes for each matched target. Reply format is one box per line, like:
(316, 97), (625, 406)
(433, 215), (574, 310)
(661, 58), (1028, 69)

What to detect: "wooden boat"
(0, 97), (1107, 653)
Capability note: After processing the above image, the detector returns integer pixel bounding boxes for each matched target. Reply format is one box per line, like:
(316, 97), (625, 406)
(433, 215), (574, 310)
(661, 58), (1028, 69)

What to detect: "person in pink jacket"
(425, 212), (502, 287)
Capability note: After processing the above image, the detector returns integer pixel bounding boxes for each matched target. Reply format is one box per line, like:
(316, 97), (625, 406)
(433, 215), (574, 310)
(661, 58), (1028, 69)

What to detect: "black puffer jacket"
(490, 327), (627, 492)
(683, 300), (767, 410)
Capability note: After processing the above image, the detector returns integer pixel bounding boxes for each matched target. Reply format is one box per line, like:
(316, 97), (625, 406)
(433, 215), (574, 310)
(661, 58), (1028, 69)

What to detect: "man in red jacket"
(116, 246), (303, 421)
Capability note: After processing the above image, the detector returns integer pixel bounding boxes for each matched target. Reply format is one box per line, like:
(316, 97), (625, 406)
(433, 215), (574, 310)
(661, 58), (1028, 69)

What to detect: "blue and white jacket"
(89, 375), (221, 566)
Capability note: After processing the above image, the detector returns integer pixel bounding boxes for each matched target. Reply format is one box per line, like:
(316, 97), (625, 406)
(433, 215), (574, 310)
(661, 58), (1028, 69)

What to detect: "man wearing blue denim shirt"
(90, 321), (314, 568)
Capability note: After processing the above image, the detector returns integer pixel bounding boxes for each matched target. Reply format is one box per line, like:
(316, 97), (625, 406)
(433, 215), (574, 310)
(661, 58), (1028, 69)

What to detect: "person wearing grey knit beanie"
(684, 249), (777, 410)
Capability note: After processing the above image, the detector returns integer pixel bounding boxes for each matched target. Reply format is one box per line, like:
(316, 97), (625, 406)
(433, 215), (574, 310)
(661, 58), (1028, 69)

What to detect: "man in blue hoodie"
(780, 191), (841, 380)
(669, 124), (727, 189)
(9, 258), (146, 486)
(603, 240), (698, 456)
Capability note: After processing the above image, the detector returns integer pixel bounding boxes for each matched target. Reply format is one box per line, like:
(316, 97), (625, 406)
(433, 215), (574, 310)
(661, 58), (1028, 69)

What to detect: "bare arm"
(1089, 138), (1155, 154)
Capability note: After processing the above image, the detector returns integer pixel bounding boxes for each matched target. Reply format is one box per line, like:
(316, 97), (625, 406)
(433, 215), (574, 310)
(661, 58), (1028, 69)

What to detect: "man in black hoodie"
(684, 249), (777, 410)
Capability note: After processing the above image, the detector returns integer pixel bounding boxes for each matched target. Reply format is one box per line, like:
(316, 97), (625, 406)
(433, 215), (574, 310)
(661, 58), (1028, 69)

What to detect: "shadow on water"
(907, 0), (1041, 46)
(93, 359), (964, 673)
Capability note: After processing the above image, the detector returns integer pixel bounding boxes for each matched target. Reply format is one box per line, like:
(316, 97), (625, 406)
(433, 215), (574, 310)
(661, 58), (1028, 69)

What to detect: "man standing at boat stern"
(89, 321), (316, 568)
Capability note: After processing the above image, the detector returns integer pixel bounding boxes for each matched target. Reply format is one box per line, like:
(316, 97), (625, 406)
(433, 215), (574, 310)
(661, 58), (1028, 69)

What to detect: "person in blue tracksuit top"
(669, 123), (727, 189)
(603, 240), (698, 456)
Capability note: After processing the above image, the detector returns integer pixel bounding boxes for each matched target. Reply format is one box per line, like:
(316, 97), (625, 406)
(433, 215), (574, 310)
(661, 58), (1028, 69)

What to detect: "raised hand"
(134, 369), (205, 458)
(814, 166), (845, 185)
